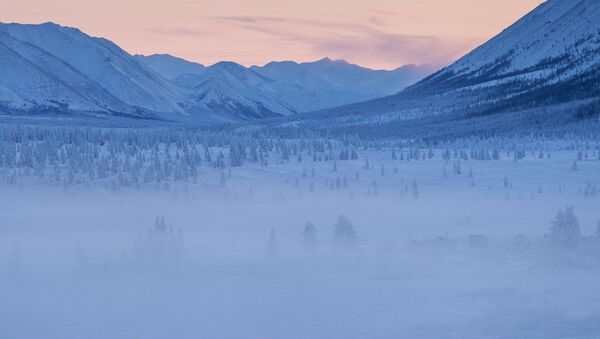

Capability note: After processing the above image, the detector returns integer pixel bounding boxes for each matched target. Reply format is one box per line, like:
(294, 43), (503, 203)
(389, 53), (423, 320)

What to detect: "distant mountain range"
(2, 0), (597, 136)
(136, 54), (434, 114)
(271, 0), (600, 138)
(0, 22), (434, 122)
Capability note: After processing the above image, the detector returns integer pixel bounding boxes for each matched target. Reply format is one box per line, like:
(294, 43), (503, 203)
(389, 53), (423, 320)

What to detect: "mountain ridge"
(0, 21), (433, 122)
(252, 0), (600, 138)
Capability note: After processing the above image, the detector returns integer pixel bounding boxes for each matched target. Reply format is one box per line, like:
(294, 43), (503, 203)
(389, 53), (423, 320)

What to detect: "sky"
(0, 0), (545, 70)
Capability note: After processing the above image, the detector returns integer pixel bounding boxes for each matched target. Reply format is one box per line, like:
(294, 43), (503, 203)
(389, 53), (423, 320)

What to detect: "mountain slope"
(0, 22), (185, 115)
(175, 62), (296, 120)
(0, 22), (434, 122)
(0, 31), (137, 115)
(285, 0), (600, 134)
(135, 54), (205, 80)
(412, 0), (600, 109)
(0, 23), (295, 121)
(301, 58), (432, 94)
(251, 59), (434, 111)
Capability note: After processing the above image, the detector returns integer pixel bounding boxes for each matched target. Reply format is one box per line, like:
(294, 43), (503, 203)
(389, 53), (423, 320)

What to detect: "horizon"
(0, 20), (433, 71)
(139, 53), (432, 71)
(0, 19), (439, 70)
(0, 0), (544, 70)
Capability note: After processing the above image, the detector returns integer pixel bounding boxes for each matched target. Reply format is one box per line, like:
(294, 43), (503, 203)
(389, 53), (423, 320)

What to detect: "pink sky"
(0, 0), (544, 70)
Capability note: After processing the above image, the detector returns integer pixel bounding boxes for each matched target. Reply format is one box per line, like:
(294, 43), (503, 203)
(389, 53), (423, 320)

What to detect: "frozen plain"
(1, 147), (599, 339)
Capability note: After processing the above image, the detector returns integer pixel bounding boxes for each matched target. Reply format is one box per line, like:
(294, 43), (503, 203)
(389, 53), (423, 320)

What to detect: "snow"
(0, 4), (599, 336)
(135, 54), (205, 80)
(305, 0), (600, 128)
(0, 23), (185, 115)
(0, 128), (599, 339)
(0, 32), (120, 113)
(251, 60), (434, 112)
(0, 21), (433, 122)
(440, 0), (600, 81)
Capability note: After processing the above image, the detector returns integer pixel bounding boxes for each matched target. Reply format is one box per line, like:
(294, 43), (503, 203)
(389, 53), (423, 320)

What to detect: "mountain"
(0, 22), (295, 121)
(250, 59), (434, 111)
(275, 0), (600, 137)
(0, 22), (185, 115)
(406, 0), (600, 113)
(135, 54), (205, 80)
(0, 30), (136, 116)
(301, 58), (432, 94)
(174, 62), (296, 120)
(134, 54), (433, 115)
(0, 22), (434, 122)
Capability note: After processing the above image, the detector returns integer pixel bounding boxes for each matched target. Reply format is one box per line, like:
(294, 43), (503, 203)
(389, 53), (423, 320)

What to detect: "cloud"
(145, 26), (208, 37)
(210, 15), (481, 68)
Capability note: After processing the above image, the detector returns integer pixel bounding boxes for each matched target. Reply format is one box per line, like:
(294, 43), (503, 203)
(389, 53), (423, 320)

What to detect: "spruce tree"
(550, 206), (581, 248)
(332, 215), (358, 251)
(302, 222), (318, 253)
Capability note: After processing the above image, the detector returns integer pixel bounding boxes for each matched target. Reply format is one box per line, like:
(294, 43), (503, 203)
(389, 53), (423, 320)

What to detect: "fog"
(1, 145), (599, 339)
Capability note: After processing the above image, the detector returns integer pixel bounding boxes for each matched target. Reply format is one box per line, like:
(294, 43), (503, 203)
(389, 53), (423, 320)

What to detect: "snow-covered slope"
(251, 60), (338, 91)
(0, 23), (293, 121)
(0, 31), (137, 115)
(251, 59), (434, 111)
(0, 23), (185, 115)
(447, 0), (598, 76)
(0, 22), (433, 122)
(175, 62), (296, 120)
(301, 58), (432, 94)
(135, 54), (205, 80)
(418, 0), (600, 100)
(304, 0), (600, 128)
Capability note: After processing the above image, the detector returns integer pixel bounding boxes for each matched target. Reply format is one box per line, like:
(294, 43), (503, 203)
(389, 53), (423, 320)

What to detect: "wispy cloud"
(210, 15), (481, 68)
(145, 26), (209, 37)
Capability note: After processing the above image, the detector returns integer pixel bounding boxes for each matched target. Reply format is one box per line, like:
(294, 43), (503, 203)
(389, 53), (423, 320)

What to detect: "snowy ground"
(1, 149), (599, 339)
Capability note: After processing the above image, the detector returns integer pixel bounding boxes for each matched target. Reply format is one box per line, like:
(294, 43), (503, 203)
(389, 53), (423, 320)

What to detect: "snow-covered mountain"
(0, 22), (298, 121)
(0, 30), (136, 116)
(0, 21), (432, 122)
(301, 58), (432, 94)
(411, 0), (600, 108)
(250, 59), (434, 111)
(174, 62), (296, 120)
(295, 0), (600, 133)
(135, 54), (205, 80)
(0, 23), (185, 116)
(135, 54), (433, 113)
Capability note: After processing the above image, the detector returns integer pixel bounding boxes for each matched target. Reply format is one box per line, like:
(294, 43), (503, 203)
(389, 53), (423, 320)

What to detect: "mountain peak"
(314, 57), (349, 65)
(210, 61), (246, 70)
(0, 21), (435, 122)
(135, 53), (205, 80)
(260, 60), (300, 68)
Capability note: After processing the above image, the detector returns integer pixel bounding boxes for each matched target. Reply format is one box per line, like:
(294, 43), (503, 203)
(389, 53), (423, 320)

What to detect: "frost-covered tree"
(571, 160), (578, 172)
(302, 222), (318, 253)
(332, 215), (358, 251)
(549, 206), (581, 248)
